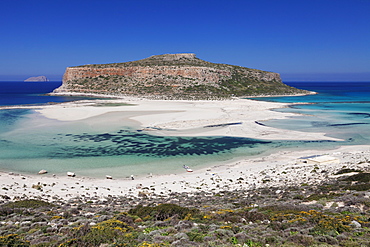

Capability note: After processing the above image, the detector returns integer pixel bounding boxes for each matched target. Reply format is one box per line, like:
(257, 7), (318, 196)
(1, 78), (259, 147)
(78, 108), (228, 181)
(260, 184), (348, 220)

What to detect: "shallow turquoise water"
(1, 81), (368, 178)
(0, 109), (271, 177)
(0, 108), (340, 178)
(253, 82), (370, 144)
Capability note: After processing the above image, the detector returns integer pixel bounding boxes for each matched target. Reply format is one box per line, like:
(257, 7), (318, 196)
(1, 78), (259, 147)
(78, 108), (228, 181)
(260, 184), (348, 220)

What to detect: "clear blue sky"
(1, 0), (369, 81)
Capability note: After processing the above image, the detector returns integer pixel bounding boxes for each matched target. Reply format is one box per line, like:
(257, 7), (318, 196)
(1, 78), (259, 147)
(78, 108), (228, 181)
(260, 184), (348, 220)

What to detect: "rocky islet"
(54, 53), (309, 99)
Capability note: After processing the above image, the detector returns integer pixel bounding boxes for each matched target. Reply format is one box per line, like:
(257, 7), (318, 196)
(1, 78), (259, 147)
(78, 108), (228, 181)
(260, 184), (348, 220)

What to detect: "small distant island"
(24, 76), (49, 82)
(54, 53), (311, 100)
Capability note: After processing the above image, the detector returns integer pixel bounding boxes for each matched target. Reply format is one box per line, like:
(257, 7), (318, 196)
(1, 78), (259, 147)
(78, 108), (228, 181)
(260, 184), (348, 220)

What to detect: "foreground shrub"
(343, 173), (370, 182)
(59, 219), (137, 246)
(345, 183), (370, 191)
(186, 228), (206, 242)
(202, 208), (268, 224)
(287, 234), (314, 246)
(335, 168), (363, 175)
(129, 203), (199, 221)
(0, 234), (30, 246)
(138, 242), (170, 247)
(0, 199), (55, 216)
(3, 199), (54, 209)
(268, 209), (357, 235)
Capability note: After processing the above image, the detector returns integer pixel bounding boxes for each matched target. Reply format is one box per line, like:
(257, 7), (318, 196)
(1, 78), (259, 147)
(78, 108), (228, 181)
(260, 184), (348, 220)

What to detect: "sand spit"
(34, 97), (338, 141)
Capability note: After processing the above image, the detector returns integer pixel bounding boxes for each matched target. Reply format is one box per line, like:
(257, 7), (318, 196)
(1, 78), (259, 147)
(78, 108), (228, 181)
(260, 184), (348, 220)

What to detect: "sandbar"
(35, 97), (339, 141)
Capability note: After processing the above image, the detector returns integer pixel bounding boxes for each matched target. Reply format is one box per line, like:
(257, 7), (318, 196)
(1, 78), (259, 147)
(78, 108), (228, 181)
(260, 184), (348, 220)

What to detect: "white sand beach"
(1, 97), (368, 202)
(35, 97), (339, 140)
(1, 145), (369, 202)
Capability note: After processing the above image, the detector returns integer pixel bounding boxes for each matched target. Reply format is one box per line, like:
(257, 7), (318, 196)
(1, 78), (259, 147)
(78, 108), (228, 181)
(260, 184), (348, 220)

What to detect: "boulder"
(38, 170), (48, 174)
(67, 172), (75, 177)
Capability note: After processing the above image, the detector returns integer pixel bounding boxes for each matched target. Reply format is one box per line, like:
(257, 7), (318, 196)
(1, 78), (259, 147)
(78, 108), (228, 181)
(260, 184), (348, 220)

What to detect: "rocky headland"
(53, 53), (310, 100)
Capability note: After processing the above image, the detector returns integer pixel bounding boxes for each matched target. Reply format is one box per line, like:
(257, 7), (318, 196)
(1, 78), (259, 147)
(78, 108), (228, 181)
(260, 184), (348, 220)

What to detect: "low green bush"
(3, 199), (54, 209)
(335, 168), (363, 175)
(128, 203), (199, 221)
(343, 173), (370, 182)
(345, 183), (370, 191)
(0, 234), (30, 246)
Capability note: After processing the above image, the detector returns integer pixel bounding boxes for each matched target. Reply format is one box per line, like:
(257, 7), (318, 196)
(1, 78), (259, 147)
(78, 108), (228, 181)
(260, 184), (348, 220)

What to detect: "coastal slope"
(54, 53), (309, 99)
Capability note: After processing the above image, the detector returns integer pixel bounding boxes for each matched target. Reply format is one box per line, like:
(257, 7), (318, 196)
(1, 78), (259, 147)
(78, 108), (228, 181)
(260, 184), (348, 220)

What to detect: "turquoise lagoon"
(0, 81), (369, 178)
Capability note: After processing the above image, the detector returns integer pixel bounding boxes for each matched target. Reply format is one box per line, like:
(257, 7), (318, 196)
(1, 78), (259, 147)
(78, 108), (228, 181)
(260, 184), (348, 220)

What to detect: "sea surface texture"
(0, 81), (93, 106)
(255, 82), (370, 144)
(0, 81), (369, 178)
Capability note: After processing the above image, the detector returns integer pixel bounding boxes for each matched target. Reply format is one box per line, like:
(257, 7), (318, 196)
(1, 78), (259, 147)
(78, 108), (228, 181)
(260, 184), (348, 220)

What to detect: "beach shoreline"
(47, 90), (317, 100)
(1, 144), (369, 203)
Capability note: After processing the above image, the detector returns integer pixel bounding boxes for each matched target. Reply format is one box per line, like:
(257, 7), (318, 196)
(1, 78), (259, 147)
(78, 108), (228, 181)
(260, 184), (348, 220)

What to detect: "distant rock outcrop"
(24, 76), (49, 82)
(54, 53), (309, 99)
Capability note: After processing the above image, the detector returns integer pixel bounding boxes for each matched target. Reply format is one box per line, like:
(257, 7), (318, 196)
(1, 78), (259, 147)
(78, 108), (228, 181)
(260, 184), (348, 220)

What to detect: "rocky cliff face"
(55, 53), (307, 99)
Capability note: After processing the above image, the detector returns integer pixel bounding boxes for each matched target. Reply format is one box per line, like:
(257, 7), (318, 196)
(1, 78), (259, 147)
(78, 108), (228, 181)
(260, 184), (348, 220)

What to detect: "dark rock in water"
(24, 76), (49, 82)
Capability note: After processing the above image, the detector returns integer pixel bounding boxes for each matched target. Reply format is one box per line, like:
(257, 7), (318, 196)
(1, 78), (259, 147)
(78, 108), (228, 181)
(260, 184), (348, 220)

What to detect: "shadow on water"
(40, 130), (343, 160)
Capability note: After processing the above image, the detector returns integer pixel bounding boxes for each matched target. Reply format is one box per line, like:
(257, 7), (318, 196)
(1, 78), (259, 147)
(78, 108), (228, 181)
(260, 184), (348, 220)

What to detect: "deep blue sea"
(0, 81), (369, 178)
(0, 81), (91, 106)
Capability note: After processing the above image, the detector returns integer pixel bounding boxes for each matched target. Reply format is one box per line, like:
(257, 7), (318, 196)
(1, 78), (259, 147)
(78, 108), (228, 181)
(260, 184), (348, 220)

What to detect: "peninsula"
(54, 53), (309, 99)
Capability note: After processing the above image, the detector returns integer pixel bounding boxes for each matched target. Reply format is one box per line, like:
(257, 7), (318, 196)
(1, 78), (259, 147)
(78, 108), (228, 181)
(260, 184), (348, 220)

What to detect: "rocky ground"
(1, 156), (370, 246)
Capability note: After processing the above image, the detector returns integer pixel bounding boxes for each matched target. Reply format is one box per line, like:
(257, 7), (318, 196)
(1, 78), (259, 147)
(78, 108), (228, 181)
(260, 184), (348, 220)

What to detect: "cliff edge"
(54, 53), (308, 99)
